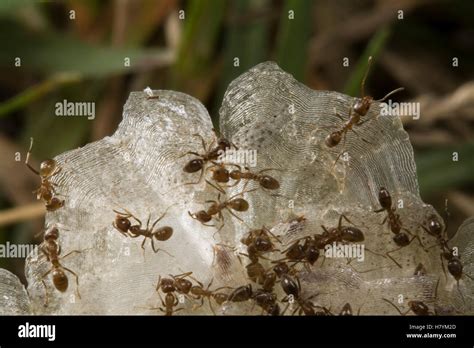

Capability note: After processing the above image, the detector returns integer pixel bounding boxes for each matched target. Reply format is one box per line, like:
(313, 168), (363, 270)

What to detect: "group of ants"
(24, 57), (471, 315)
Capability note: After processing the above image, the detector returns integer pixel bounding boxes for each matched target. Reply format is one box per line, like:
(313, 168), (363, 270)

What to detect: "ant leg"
(41, 268), (52, 306)
(205, 179), (226, 194)
(60, 250), (81, 260)
(25, 138), (40, 175)
(374, 207), (385, 213)
(63, 267), (81, 299)
(339, 214), (354, 226)
(439, 254), (448, 282)
(382, 298), (409, 316)
(385, 248), (403, 268)
(192, 133), (208, 153)
(150, 204), (176, 230)
(177, 151), (202, 159)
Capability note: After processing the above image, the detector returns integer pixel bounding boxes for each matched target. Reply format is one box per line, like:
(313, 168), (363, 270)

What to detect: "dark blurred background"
(0, 0), (473, 282)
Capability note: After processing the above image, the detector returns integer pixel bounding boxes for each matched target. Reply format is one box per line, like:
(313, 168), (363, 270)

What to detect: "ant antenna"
(375, 87), (405, 103)
(360, 56), (372, 97)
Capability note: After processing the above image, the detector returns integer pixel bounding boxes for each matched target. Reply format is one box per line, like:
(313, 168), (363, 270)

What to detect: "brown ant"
(112, 208), (173, 254)
(188, 191), (251, 232)
(155, 272), (194, 297)
(228, 284), (253, 302)
(383, 278), (439, 316)
(421, 211), (473, 288)
(40, 226), (81, 305)
(280, 273), (319, 316)
(190, 278), (231, 314)
(324, 56), (404, 163)
(180, 132), (234, 185)
(149, 292), (182, 316)
(382, 299), (434, 316)
(224, 165), (280, 192)
(375, 187), (426, 268)
(252, 288), (279, 315)
(25, 138), (64, 211)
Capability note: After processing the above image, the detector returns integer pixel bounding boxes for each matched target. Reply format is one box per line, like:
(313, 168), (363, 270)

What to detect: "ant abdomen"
(52, 269), (68, 292)
(229, 198), (249, 212)
(45, 197), (64, 212)
(184, 159), (204, 173)
(447, 258), (462, 280)
(195, 211), (212, 223)
(325, 131), (342, 147)
(341, 227), (364, 242)
(260, 175), (280, 190)
(378, 187), (392, 210)
(393, 233), (410, 246)
(155, 226), (173, 241)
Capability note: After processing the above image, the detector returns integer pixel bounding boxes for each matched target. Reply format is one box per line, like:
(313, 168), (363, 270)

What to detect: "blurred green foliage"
(0, 0), (473, 276)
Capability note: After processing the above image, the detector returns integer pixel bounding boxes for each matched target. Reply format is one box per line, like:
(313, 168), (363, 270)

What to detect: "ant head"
(160, 278), (176, 293)
(254, 236), (273, 252)
(46, 197), (65, 212)
(408, 300), (429, 315)
(52, 269), (68, 292)
(39, 159), (58, 177)
(217, 138), (231, 151)
(353, 96), (373, 116)
(115, 215), (131, 233)
(340, 303), (353, 316)
(229, 198), (249, 212)
(44, 226), (59, 241)
(175, 278), (192, 293)
(325, 131), (342, 148)
(195, 210), (212, 223)
(183, 159), (203, 173)
(304, 245), (320, 265)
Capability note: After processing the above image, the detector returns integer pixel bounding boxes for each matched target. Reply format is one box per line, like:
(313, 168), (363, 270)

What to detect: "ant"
(25, 138), (64, 211)
(112, 208), (173, 254)
(219, 165), (281, 192)
(180, 132), (235, 185)
(190, 278), (231, 314)
(40, 226), (81, 306)
(155, 272), (194, 297)
(382, 298), (434, 316)
(375, 187), (425, 268)
(228, 284), (253, 302)
(383, 279), (439, 316)
(188, 191), (251, 232)
(252, 288), (279, 315)
(324, 56), (404, 162)
(280, 273), (319, 316)
(151, 292), (182, 316)
(421, 211), (473, 287)
(241, 227), (281, 263)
